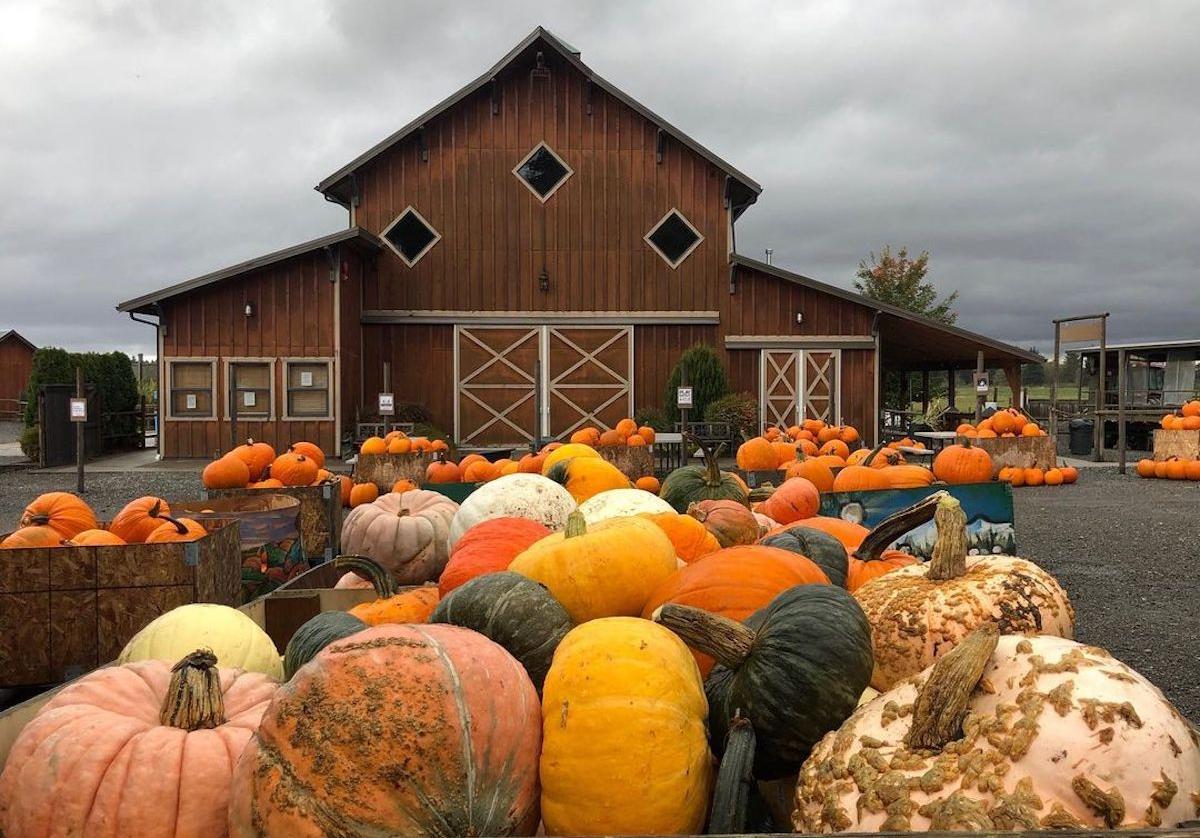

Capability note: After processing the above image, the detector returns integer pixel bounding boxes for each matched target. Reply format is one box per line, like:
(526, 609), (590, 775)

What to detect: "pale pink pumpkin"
(0, 650), (277, 838)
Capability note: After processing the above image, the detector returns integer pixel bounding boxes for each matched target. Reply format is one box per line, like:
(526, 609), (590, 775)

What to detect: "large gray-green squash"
(282, 610), (368, 679)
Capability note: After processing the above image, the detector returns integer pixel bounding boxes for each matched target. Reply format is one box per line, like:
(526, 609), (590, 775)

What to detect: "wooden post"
(1094, 317), (1107, 462)
(974, 351), (985, 423)
(679, 362), (690, 440)
(75, 367), (85, 494)
(946, 368), (956, 410)
(228, 366), (238, 451)
(1049, 322), (1060, 441)
(1117, 348), (1126, 474)
(382, 360), (391, 433)
(920, 370), (930, 414)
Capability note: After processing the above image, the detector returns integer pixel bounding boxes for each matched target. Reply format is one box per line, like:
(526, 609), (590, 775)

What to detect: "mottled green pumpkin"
(429, 571), (571, 692)
(282, 610), (368, 679)
(655, 584), (872, 779)
(659, 438), (749, 513)
(757, 526), (848, 588)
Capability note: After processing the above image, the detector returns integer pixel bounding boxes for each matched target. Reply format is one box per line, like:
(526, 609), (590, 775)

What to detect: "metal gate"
(759, 349), (841, 428)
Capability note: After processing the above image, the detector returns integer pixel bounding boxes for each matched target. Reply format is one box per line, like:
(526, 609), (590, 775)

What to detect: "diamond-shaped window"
(645, 209), (703, 268)
(381, 206), (441, 267)
(513, 142), (573, 202)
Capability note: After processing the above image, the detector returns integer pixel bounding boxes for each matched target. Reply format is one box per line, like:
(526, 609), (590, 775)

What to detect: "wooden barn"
(0, 330), (36, 419)
(118, 27), (1037, 458)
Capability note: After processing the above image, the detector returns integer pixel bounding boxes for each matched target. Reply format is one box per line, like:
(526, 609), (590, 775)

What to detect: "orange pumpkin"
(360, 436), (387, 455)
(145, 516), (207, 543)
(815, 454), (847, 470)
(426, 457), (462, 483)
(1154, 459), (1170, 479)
(1043, 467), (1064, 486)
(635, 475), (661, 493)
(776, 515), (869, 552)
(390, 479), (418, 494)
(229, 439), (276, 481)
(462, 459), (499, 483)
(797, 438), (819, 457)
(598, 430), (624, 447)
(931, 438), (993, 484)
(615, 418), (638, 437)
(336, 556), (441, 625)
(350, 482), (380, 507)
(271, 452), (319, 487)
(802, 418), (826, 435)
(1060, 462), (1079, 484)
(65, 529), (127, 546)
(844, 492), (939, 592)
(1009, 468), (1026, 487)
(687, 499), (760, 547)
(637, 426), (656, 445)
(1020, 422), (1041, 437)
(1185, 460), (1200, 481)
(997, 466), (1015, 483)
(1183, 400), (1200, 418)
(784, 449), (835, 492)
(1135, 459), (1155, 478)
(816, 426), (841, 445)
(818, 439), (850, 459)
(1, 525), (63, 549)
(201, 454), (250, 490)
(1166, 458), (1188, 480)
(437, 517), (551, 597)
(570, 427), (601, 446)
(626, 434), (647, 448)
(832, 464), (891, 493)
(771, 440), (797, 467)
(840, 426), (860, 444)
(19, 492), (98, 539)
(250, 478), (284, 489)
(640, 511), (721, 564)
(883, 464), (935, 489)
(1024, 467), (1045, 487)
(760, 477), (820, 525)
(289, 441), (325, 468)
(387, 436), (413, 455)
(430, 439), (449, 453)
(517, 452), (546, 474)
(736, 437), (778, 471)
(108, 496), (171, 544)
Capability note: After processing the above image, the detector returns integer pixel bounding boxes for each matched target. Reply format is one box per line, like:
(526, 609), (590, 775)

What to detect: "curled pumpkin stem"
(652, 603), (755, 669)
(160, 649), (226, 730)
(854, 490), (948, 562)
(905, 623), (998, 750)
(155, 513), (189, 536)
(708, 712), (757, 835)
(333, 554), (397, 598)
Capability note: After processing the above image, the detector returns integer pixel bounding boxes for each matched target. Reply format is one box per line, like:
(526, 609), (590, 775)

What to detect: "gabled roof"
(731, 254), (1043, 365)
(0, 330), (35, 352)
(116, 227), (383, 315)
(316, 26), (762, 214)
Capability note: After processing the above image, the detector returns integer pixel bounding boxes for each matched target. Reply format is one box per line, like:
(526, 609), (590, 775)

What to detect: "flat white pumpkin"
(340, 489), (458, 584)
(577, 488), (672, 525)
(449, 473), (575, 546)
(118, 603), (282, 679)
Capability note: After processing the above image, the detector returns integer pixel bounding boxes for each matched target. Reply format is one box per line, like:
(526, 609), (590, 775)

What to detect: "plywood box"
(957, 434), (1057, 474)
(598, 445), (655, 479)
(205, 482), (342, 561)
(353, 452), (433, 491)
(1153, 429), (1200, 461)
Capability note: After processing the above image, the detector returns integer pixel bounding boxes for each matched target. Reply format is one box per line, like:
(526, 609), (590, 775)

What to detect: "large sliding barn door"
(455, 326), (540, 446)
(545, 326), (633, 439)
(760, 349), (841, 428)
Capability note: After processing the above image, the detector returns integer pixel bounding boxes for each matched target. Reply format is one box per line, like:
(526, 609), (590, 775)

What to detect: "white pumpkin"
(449, 473), (575, 546)
(795, 630), (1200, 832)
(118, 603), (282, 679)
(577, 487), (672, 525)
(340, 489), (457, 584)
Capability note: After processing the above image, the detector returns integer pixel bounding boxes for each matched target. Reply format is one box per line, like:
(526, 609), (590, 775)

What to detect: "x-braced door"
(545, 326), (633, 439)
(759, 349), (841, 428)
(455, 326), (540, 446)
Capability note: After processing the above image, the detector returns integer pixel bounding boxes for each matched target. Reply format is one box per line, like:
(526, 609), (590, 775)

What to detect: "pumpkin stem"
(156, 513), (189, 535)
(564, 510), (587, 538)
(652, 603), (755, 669)
(708, 712), (757, 835)
(148, 499), (163, 519)
(160, 649), (226, 730)
(854, 490), (948, 561)
(686, 433), (726, 487)
(926, 495), (968, 580)
(333, 555), (397, 598)
(904, 623), (998, 750)
(29, 514), (50, 526)
(863, 441), (887, 467)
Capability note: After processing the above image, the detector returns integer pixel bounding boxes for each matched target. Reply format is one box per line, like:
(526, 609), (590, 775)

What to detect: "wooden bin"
(957, 434), (1056, 474)
(1153, 428), (1200, 461)
(0, 519), (241, 689)
(203, 482), (342, 562)
(353, 452), (433, 491)
(598, 445), (655, 480)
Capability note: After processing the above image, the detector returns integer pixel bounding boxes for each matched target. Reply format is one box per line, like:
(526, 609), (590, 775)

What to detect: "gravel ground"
(0, 465), (1196, 721)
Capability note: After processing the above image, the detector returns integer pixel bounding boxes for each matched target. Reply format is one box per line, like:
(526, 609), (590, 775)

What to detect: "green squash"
(283, 610), (368, 679)
(757, 527), (848, 588)
(654, 584), (872, 779)
(659, 438), (749, 513)
(429, 571), (571, 692)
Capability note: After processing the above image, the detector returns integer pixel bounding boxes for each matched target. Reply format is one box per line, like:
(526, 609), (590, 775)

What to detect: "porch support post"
(974, 351), (985, 423)
(947, 368), (956, 410)
(921, 370), (930, 414)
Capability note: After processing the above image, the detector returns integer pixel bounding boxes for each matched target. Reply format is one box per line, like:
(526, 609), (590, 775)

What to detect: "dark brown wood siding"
(339, 248), (365, 429)
(0, 337), (34, 416)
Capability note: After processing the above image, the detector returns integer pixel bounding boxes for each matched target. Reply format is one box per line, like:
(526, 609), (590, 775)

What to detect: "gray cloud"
(2, 0), (1196, 355)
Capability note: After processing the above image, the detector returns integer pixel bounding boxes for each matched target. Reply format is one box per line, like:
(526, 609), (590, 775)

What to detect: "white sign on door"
(676, 387), (694, 408)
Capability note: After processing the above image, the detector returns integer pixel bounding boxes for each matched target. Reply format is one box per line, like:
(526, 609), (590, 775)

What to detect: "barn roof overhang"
(730, 255), (1043, 370)
(115, 227), (383, 316)
(315, 26), (762, 214)
(0, 330), (36, 352)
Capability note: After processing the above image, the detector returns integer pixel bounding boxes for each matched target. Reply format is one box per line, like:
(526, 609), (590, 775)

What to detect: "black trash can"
(1069, 418), (1094, 456)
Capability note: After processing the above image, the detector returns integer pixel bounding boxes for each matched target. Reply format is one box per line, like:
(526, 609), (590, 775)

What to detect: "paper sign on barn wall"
(244, 391), (256, 407)
(186, 394), (197, 410)
(300, 371), (313, 387)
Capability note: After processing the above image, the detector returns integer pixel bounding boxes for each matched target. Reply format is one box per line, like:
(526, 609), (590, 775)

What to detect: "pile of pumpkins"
(1136, 456), (1200, 481)
(359, 429), (449, 456)
(569, 417), (656, 449)
(1160, 399), (1200, 430)
(5, 458), (1198, 837)
(0, 491), (206, 548)
(999, 461), (1080, 487)
(956, 407), (1049, 438)
(202, 438), (332, 490)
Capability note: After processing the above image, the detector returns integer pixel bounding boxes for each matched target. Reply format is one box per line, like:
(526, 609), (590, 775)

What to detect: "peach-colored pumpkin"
(339, 489), (459, 584)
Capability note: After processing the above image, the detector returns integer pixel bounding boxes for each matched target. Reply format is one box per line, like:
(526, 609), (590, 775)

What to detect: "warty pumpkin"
(688, 498), (760, 547)
(854, 494), (1074, 690)
(448, 472), (576, 546)
(19, 491), (97, 539)
(641, 511), (722, 563)
(932, 437), (994, 483)
(539, 617), (713, 835)
(229, 624), (542, 837)
(431, 570), (571, 693)
(119, 602), (283, 679)
(576, 486), (672, 524)
(546, 455), (631, 503)
(794, 627), (1200, 832)
(509, 511), (676, 624)
(0, 650), (277, 838)
(437, 515), (551, 596)
(334, 555), (441, 625)
(660, 437), (750, 512)
(759, 476), (820, 525)
(340, 488), (457, 584)
(108, 496), (171, 543)
(655, 584), (873, 779)
(282, 610), (368, 679)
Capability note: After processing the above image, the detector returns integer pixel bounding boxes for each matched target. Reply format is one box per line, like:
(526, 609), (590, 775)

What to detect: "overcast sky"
(3, 1), (1197, 356)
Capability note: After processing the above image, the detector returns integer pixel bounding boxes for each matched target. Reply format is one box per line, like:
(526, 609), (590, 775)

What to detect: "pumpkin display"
(688, 498), (760, 547)
(758, 524), (849, 587)
(145, 515), (208, 543)
(660, 437), (750, 512)
(426, 455), (462, 483)
(641, 544), (830, 676)
(641, 511), (722, 563)
(339, 489), (457, 584)
(270, 451), (319, 487)
(759, 476), (820, 525)
(335, 555), (441, 625)
(18, 491), (97, 539)
(654, 584), (873, 778)
(282, 610), (368, 679)
(546, 455), (631, 503)
(230, 438), (276, 481)
(65, 528), (126, 546)
(0, 525), (63, 549)
(539, 617), (713, 835)
(118, 602), (283, 679)
(576, 486), (672, 524)
(431, 571), (571, 693)
(229, 624), (542, 837)
(794, 627), (1200, 832)
(0, 650), (277, 838)
(540, 442), (601, 473)
(932, 437), (994, 484)
(437, 516), (550, 596)
(448, 473), (576, 546)
(202, 454), (251, 490)
(854, 494), (1074, 690)
(509, 511), (676, 624)
(108, 496), (171, 543)
(784, 449), (836, 492)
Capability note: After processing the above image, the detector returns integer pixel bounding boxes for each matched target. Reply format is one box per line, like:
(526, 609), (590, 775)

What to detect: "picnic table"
(911, 430), (958, 452)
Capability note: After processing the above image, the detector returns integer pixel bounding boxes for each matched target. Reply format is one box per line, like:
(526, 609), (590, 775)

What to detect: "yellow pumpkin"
(540, 443), (601, 474)
(540, 617), (712, 835)
(509, 512), (676, 624)
(117, 603), (282, 679)
(545, 456), (631, 503)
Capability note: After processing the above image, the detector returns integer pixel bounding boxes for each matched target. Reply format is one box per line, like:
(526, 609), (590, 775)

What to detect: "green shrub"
(704, 392), (759, 439)
(663, 343), (730, 423)
(393, 402), (433, 425)
(634, 407), (670, 432)
(19, 425), (39, 462)
(22, 349), (139, 444)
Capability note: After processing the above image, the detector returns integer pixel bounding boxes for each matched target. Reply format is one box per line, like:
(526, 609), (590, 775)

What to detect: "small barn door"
(455, 326), (541, 446)
(545, 326), (633, 439)
(760, 349), (841, 428)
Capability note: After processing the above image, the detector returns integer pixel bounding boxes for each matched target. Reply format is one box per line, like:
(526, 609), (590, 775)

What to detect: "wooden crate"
(957, 434), (1056, 474)
(1153, 429), (1200, 461)
(204, 482), (342, 561)
(598, 445), (655, 479)
(353, 452), (432, 491)
(0, 520), (241, 689)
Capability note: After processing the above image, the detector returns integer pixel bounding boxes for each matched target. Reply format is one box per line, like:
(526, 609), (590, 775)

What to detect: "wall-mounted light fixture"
(244, 302), (254, 317)
(538, 268), (549, 292)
